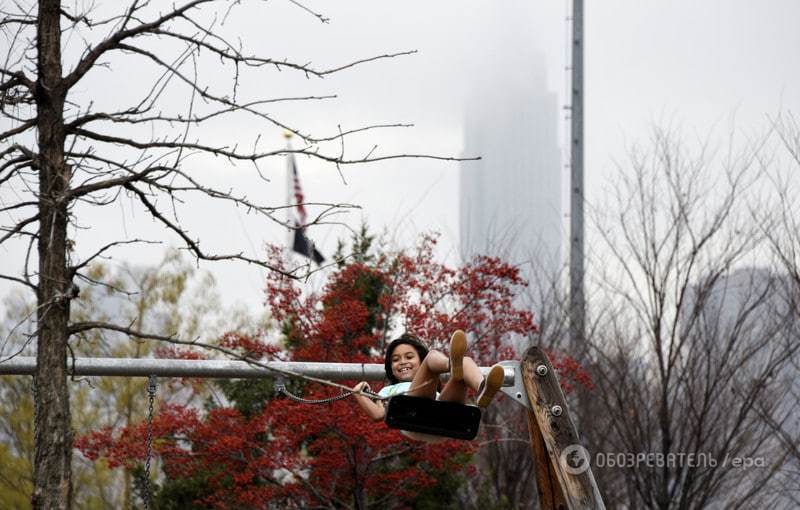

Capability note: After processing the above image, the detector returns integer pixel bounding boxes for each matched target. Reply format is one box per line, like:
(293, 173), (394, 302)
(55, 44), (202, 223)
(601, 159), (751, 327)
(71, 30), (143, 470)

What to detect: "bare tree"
(585, 126), (797, 509)
(759, 112), (800, 506)
(0, 2), (469, 508)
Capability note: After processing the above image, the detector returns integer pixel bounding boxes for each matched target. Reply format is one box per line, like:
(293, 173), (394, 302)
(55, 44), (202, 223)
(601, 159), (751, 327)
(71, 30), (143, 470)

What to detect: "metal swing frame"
(1, 350), (605, 509)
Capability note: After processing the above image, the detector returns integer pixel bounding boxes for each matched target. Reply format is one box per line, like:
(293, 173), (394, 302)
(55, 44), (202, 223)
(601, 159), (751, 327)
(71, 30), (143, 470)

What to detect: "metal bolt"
(536, 364), (548, 376)
(551, 405), (563, 417)
(516, 392), (523, 400)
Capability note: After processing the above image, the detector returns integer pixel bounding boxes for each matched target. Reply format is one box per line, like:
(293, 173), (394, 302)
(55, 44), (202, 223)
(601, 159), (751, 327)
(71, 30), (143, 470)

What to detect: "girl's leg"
(440, 357), (505, 409)
(437, 330), (469, 402)
(438, 356), (480, 403)
(449, 330), (467, 381)
(410, 330), (467, 400)
(475, 363), (505, 408)
(407, 350), (448, 399)
(409, 330), (505, 408)
(461, 356), (484, 392)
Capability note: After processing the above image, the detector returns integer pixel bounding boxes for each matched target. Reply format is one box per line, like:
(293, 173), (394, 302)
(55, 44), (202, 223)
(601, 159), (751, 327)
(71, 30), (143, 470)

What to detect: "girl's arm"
(353, 381), (385, 421)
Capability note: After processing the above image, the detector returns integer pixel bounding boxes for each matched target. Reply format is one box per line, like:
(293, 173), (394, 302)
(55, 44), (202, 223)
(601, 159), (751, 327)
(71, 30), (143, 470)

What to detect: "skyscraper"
(459, 51), (562, 279)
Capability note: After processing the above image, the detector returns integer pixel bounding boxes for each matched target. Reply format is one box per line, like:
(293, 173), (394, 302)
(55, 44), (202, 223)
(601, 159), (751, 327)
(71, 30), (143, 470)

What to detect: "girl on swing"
(353, 330), (506, 441)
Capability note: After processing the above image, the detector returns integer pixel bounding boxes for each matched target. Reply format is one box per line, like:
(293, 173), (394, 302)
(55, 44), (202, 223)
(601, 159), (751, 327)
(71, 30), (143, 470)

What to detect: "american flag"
(288, 152), (325, 265)
(291, 155), (307, 226)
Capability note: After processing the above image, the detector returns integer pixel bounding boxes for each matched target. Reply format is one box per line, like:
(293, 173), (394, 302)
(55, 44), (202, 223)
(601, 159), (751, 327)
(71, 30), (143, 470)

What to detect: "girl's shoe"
(476, 364), (505, 408)
(449, 330), (467, 382)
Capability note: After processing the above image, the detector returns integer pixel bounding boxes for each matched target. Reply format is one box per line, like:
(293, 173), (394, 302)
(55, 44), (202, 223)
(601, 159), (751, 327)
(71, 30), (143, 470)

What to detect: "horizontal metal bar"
(0, 357), (516, 385)
(0, 356), (385, 380)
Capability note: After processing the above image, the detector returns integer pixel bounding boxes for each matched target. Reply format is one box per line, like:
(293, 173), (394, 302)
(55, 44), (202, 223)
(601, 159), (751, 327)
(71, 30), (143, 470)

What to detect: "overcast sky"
(2, 0), (800, 317)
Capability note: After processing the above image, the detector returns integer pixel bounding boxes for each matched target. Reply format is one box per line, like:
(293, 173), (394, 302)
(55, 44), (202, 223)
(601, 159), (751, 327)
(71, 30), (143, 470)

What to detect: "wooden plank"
(522, 346), (605, 510)
(527, 408), (568, 509)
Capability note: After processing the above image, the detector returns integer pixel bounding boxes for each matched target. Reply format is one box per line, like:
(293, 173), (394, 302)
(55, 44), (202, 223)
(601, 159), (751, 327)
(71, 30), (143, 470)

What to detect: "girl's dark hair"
(384, 333), (429, 384)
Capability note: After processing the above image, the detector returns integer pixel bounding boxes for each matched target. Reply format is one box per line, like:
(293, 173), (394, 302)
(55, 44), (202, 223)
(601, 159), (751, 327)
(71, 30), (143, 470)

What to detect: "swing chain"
(274, 376), (383, 404)
(143, 375), (157, 510)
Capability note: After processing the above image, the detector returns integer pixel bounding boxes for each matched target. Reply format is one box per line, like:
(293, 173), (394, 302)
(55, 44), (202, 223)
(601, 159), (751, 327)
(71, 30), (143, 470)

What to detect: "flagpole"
(284, 131), (294, 250)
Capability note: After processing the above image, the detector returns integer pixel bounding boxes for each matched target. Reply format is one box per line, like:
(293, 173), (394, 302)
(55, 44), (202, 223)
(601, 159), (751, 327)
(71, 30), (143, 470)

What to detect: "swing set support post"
(522, 346), (605, 509)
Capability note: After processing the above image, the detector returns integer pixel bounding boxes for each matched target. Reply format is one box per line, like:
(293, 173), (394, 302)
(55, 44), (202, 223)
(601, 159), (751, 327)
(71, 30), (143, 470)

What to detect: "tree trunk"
(33, 1), (72, 509)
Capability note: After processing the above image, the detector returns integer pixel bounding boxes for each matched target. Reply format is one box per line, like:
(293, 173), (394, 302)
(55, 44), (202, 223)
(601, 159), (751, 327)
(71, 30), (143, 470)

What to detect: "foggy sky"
(2, 0), (800, 316)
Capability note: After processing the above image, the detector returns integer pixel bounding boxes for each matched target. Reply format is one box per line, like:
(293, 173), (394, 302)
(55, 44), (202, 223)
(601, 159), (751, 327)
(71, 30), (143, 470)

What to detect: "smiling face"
(390, 343), (421, 382)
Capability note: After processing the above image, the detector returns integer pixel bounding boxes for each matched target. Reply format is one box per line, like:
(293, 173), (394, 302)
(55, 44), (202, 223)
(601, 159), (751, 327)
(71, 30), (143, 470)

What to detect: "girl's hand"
(353, 381), (385, 421)
(353, 381), (371, 394)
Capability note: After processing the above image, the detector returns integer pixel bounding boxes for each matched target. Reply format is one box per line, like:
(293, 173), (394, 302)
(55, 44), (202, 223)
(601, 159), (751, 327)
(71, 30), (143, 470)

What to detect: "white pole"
(285, 131), (295, 248)
(0, 356), (514, 384)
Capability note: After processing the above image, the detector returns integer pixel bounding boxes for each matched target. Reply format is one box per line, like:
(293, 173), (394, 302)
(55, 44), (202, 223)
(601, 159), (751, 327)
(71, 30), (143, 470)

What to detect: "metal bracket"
(497, 360), (531, 410)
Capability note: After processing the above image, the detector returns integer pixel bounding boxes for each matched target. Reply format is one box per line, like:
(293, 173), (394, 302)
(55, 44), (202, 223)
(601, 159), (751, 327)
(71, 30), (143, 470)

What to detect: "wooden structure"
(523, 347), (604, 509)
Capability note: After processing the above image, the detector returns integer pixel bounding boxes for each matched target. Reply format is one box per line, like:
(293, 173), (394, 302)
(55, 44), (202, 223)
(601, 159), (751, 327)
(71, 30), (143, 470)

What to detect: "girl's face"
(390, 343), (421, 382)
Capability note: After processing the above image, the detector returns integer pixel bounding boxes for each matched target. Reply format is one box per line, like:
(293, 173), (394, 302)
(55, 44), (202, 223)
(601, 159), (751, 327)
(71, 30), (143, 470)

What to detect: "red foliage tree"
(78, 232), (538, 509)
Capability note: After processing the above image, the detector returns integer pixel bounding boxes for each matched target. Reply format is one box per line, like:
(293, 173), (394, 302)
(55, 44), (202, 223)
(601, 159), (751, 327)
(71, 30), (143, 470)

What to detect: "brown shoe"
(476, 364), (505, 408)
(449, 330), (468, 382)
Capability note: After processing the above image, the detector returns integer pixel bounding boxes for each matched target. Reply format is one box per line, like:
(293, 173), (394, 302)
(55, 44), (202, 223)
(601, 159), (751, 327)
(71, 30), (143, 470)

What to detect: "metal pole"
(569, 0), (586, 359)
(0, 357), (384, 380)
(0, 357), (515, 384)
(286, 131), (295, 248)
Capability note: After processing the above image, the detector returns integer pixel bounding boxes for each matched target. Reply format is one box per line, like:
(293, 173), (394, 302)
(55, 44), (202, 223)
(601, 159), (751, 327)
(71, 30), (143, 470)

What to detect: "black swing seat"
(384, 395), (482, 440)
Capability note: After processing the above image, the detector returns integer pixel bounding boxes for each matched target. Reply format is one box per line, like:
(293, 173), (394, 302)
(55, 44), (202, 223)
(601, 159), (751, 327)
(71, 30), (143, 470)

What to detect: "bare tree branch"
(0, 272), (36, 291)
(0, 213), (39, 245)
(66, 320), (378, 399)
(67, 239), (161, 278)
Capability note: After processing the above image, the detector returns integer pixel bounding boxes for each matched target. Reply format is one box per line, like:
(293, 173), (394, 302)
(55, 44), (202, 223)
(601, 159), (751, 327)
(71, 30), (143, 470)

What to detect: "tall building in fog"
(459, 50), (562, 278)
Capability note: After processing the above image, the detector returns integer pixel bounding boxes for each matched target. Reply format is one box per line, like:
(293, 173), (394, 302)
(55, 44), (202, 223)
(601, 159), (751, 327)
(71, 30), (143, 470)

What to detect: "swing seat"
(384, 395), (482, 440)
